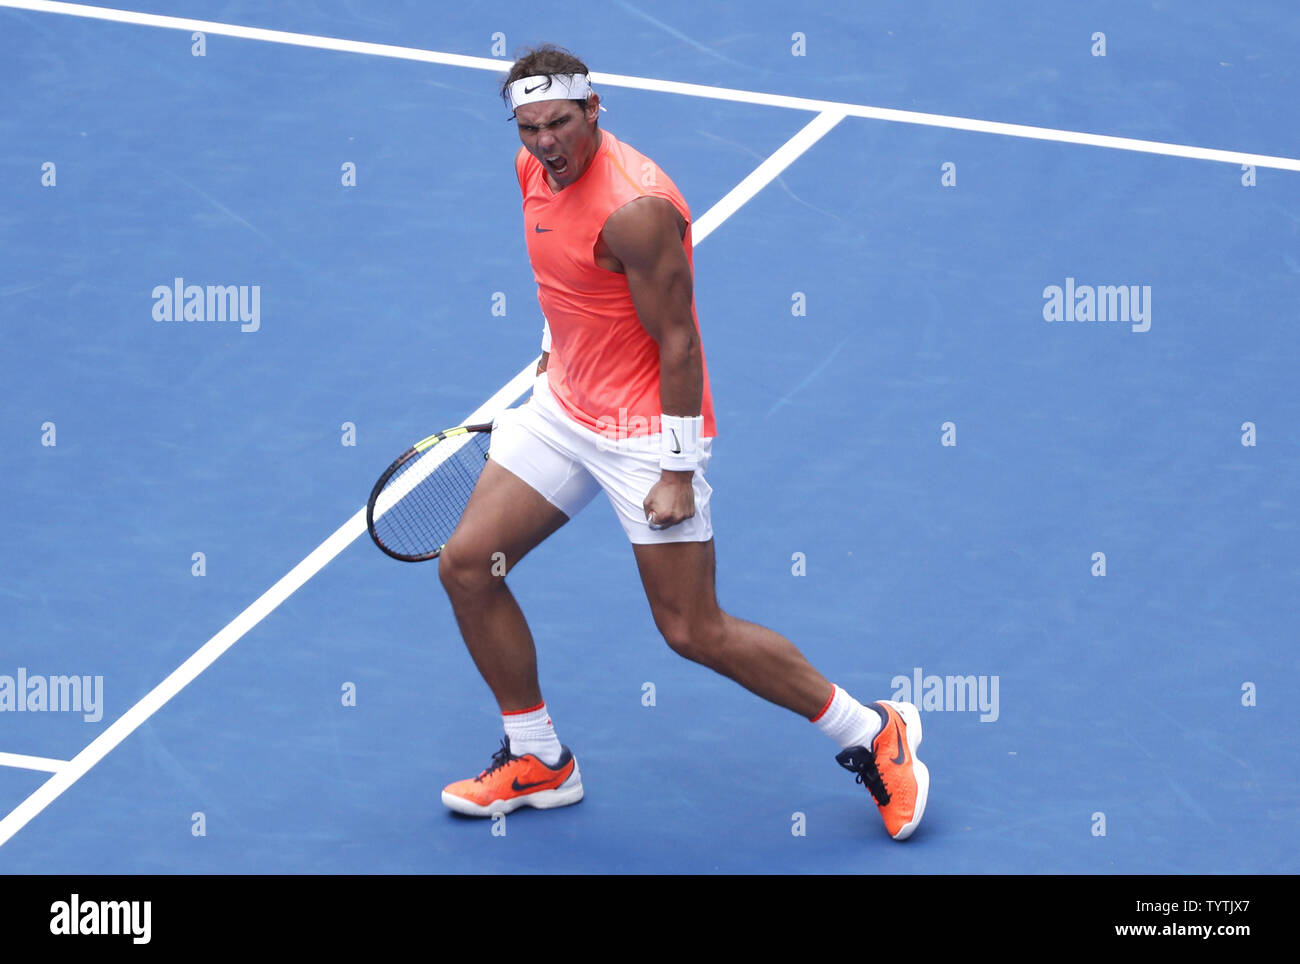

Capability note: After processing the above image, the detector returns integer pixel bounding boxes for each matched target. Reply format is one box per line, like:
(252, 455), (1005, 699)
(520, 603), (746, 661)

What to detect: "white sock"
(503, 702), (563, 766)
(812, 685), (885, 750)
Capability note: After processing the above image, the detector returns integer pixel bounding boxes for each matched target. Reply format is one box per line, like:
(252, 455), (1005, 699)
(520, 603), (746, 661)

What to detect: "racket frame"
(365, 422), (493, 562)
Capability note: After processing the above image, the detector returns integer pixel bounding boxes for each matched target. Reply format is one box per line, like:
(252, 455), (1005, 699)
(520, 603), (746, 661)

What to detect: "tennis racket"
(366, 423), (493, 562)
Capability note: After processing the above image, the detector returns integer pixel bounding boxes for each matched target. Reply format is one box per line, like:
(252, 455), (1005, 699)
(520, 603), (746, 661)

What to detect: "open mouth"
(544, 153), (569, 175)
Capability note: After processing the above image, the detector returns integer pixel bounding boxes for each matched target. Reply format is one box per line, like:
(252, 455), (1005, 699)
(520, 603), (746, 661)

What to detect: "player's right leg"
(437, 389), (599, 815)
(438, 457), (569, 711)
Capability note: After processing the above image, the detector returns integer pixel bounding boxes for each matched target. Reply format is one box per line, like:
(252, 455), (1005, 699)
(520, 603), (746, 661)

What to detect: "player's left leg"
(571, 417), (929, 838)
(632, 539), (930, 841)
(631, 539), (828, 716)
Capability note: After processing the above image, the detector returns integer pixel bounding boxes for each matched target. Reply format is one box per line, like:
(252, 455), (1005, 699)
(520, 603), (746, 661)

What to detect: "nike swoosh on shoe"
(891, 720), (907, 765)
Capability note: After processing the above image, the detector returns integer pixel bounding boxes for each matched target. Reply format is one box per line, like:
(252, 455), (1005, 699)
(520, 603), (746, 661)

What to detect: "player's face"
(515, 96), (601, 189)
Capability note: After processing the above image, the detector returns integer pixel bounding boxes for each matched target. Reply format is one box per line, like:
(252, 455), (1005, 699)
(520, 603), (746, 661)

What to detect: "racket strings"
(372, 431), (490, 559)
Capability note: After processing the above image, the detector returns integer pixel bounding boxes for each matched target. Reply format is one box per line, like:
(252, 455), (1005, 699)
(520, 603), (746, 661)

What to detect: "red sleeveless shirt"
(517, 130), (717, 439)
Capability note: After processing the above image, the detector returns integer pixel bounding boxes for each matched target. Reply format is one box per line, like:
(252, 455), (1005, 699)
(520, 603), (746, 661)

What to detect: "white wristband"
(541, 318), (552, 353)
(659, 414), (703, 471)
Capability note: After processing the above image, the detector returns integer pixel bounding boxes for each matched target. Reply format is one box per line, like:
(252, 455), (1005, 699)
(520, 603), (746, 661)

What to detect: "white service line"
(0, 108), (838, 847)
(0, 752), (68, 773)
(2, 0), (1297, 172)
(694, 111), (844, 243)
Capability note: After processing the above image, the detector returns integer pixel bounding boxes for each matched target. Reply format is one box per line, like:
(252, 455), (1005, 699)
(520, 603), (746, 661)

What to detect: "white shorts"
(489, 373), (714, 545)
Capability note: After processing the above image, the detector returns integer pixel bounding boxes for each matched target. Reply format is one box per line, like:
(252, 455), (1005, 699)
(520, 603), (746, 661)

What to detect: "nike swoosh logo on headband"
(524, 82), (546, 95)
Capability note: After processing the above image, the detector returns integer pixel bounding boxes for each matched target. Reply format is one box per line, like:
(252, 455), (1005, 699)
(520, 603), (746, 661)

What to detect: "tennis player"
(438, 45), (929, 840)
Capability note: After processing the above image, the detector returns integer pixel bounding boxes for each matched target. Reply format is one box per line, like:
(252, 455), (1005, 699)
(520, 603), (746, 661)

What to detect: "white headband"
(507, 73), (594, 112)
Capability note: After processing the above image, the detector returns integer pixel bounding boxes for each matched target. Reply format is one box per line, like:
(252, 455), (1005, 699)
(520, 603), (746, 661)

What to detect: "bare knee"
(658, 612), (728, 668)
(438, 540), (506, 600)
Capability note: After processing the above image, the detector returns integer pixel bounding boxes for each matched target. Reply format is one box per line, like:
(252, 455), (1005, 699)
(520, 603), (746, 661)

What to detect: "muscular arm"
(600, 195), (700, 527)
(599, 196), (700, 418)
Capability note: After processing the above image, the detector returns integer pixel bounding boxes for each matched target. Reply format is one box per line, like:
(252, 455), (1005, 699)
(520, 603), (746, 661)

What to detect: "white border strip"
(0, 111), (841, 848)
(2, 0), (1297, 172)
(0, 752), (68, 773)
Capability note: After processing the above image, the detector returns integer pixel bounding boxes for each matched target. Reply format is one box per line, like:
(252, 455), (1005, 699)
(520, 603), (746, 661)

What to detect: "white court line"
(694, 111), (844, 242)
(0, 752), (68, 773)
(2, 0), (1297, 172)
(0, 366), (533, 848)
(0, 111), (843, 848)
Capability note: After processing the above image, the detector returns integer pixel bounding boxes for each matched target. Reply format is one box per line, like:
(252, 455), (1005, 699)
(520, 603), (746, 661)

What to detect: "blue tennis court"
(1, 0), (1297, 875)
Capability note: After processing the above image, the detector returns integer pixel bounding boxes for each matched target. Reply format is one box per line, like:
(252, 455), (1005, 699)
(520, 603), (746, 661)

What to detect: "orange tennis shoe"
(836, 700), (930, 840)
(441, 738), (584, 816)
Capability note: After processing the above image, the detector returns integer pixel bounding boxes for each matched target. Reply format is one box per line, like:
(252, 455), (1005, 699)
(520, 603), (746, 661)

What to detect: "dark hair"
(501, 44), (593, 114)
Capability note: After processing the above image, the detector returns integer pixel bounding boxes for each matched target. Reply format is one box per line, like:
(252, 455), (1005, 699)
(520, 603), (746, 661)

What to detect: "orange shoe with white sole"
(442, 738), (584, 816)
(836, 700), (930, 840)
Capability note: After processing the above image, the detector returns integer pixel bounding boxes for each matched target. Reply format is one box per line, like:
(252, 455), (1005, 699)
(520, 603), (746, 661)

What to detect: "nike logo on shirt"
(534, 223), (553, 233)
